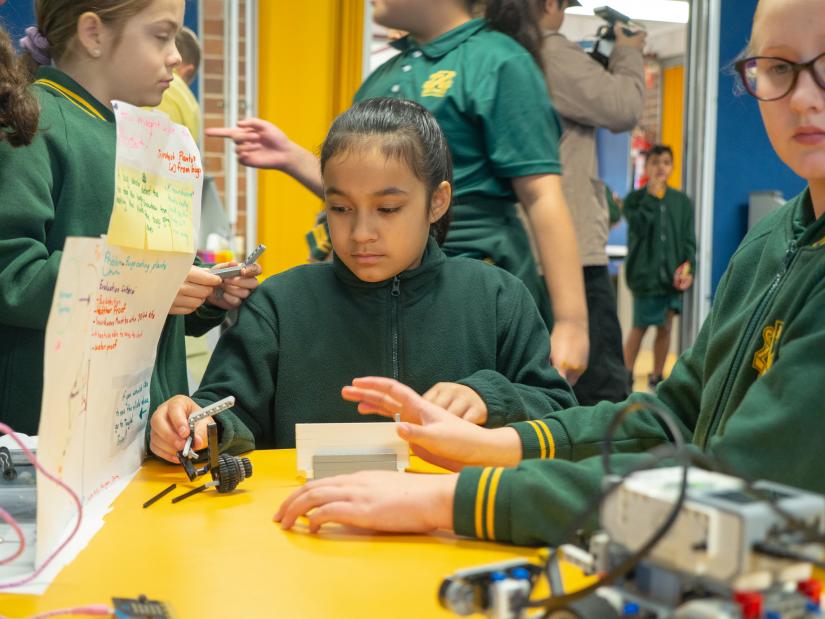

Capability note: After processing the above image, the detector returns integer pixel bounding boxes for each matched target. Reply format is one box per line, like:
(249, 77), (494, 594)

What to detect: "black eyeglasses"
(735, 51), (825, 101)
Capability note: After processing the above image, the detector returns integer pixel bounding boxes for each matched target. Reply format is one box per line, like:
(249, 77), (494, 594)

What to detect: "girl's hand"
(207, 262), (262, 310)
(206, 118), (295, 171)
(341, 377), (521, 471)
(169, 266), (222, 315)
(274, 471), (457, 534)
(422, 382), (488, 424)
(550, 318), (589, 386)
(149, 395), (212, 463)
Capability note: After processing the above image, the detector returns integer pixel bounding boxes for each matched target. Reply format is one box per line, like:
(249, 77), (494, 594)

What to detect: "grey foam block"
(312, 452), (399, 479)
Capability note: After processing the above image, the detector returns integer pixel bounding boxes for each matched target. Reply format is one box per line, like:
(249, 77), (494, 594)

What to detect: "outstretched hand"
(342, 377), (522, 470)
(206, 118), (294, 170)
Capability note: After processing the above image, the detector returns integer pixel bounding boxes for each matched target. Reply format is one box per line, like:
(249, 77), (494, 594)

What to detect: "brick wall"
(201, 0), (249, 248)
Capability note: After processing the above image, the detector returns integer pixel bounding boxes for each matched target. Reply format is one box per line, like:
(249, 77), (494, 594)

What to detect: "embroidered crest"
(752, 320), (784, 376)
(421, 70), (456, 97)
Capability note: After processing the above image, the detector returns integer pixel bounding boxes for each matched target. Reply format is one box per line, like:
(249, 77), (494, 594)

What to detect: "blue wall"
(0, 1), (35, 44)
(712, 0), (805, 290)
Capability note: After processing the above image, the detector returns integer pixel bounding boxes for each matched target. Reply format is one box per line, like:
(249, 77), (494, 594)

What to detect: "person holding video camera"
(539, 1), (646, 404)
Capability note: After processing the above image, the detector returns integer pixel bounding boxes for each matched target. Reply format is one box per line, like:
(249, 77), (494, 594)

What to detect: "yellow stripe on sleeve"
(474, 467), (493, 539)
(485, 467), (504, 540)
(526, 421), (547, 459)
(534, 420), (555, 459)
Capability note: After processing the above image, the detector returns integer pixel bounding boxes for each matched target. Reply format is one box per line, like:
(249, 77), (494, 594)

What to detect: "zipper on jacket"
(702, 239), (799, 447)
(390, 276), (401, 380)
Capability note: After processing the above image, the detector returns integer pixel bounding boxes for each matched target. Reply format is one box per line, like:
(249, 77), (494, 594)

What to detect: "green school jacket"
(0, 67), (224, 435)
(454, 189), (825, 546)
(189, 238), (577, 451)
(623, 186), (696, 296)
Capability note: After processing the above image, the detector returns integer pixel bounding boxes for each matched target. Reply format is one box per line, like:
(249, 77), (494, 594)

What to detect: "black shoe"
(648, 374), (664, 390)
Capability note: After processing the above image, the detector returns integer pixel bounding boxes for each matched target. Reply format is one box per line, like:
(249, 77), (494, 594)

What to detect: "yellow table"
(0, 450), (549, 618)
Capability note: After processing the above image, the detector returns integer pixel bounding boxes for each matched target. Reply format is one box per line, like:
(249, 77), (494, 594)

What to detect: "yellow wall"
(661, 65), (685, 190)
(257, 1), (364, 276)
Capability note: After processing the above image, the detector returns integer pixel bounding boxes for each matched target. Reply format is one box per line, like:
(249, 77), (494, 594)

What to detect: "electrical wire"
(752, 542), (825, 570)
(0, 423), (83, 590)
(0, 507), (25, 567)
(524, 400), (692, 614)
(0, 605), (113, 619)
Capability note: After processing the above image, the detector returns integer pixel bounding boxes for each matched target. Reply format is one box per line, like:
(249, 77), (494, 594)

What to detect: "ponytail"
(485, 0), (546, 70)
(0, 26), (39, 147)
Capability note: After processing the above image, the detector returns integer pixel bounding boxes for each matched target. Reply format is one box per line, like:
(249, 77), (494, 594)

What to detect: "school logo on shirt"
(752, 319), (784, 376)
(421, 70), (456, 97)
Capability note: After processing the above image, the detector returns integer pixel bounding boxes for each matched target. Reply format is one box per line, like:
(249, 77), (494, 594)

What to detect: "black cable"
(525, 399), (691, 613)
(752, 542), (825, 570)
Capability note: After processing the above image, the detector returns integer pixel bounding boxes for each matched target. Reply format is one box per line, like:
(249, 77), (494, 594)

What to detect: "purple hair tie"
(19, 26), (51, 66)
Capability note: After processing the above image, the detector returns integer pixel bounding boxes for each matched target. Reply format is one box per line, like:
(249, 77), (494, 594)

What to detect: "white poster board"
(17, 102), (205, 588)
(35, 238), (193, 568)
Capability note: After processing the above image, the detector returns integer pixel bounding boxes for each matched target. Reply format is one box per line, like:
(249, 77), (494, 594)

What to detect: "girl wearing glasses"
(276, 0), (825, 547)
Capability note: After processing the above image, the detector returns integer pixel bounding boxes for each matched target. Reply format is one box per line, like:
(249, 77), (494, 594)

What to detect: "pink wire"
(0, 507), (25, 566)
(0, 605), (113, 619)
(0, 423), (84, 590)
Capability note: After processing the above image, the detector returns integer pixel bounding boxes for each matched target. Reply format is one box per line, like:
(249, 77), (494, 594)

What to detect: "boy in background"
(156, 26), (201, 143)
(623, 145), (695, 389)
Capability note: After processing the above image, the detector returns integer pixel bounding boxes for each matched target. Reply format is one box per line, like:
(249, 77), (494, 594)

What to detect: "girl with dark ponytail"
(211, 0), (590, 387)
(148, 97), (578, 460)
(0, 25), (39, 146)
(483, 0), (547, 69)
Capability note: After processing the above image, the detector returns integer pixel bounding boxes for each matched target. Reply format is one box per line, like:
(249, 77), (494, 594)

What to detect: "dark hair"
(320, 97), (453, 246)
(176, 27), (201, 69)
(645, 144), (674, 162)
(0, 26), (39, 147)
(484, 0), (546, 69)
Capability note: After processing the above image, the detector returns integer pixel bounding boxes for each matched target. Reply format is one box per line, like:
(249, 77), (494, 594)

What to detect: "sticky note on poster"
(107, 101), (203, 252)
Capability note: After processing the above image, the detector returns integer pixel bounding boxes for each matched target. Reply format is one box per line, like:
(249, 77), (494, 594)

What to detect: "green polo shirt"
(354, 18), (563, 203)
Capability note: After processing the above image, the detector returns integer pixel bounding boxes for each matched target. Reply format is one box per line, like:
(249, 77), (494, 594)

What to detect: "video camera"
(590, 6), (645, 68)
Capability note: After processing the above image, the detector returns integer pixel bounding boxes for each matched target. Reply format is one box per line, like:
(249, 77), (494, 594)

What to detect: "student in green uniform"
(208, 0), (590, 387)
(623, 145), (696, 389)
(0, 0), (261, 436)
(275, 0), (825, 546)
(148, 98), (577, 461)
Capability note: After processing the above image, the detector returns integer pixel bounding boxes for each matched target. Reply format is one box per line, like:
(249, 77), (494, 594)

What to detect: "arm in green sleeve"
(453, 451), (659, 546)
(0, 132), (60, 330)
(191, 295), (279, 454)
(622, 191), (655, 231)
(458, 279), (578, 427)
(185, 302), (226, 336)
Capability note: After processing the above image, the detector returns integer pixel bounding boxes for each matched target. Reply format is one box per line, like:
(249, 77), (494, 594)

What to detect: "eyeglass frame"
(735, 50), (825, 102)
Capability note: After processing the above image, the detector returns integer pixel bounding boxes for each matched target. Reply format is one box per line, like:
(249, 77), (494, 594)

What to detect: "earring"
(92, 49), (101, 57)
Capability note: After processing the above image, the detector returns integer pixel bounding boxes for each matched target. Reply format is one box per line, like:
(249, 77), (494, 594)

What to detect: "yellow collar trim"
(34, 79), (107, 121)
